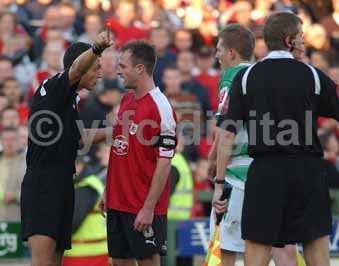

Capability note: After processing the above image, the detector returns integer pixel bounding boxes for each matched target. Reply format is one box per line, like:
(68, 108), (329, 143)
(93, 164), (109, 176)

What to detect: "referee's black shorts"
(20, 167), (74, 251)
(242, 156), (331, 246)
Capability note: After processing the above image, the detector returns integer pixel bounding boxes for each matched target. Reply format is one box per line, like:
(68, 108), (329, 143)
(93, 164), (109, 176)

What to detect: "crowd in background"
(0, 0), (338, 221)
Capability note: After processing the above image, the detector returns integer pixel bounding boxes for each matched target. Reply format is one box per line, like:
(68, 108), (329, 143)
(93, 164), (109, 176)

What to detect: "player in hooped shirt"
(102, 41), (177, 266)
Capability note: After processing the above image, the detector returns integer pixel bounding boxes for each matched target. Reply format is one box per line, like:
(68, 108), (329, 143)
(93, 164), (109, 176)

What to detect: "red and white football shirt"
(106, 87), (177, 215)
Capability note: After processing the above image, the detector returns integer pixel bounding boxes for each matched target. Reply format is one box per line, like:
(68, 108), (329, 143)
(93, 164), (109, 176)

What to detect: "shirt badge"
(129, 123), (138, 135)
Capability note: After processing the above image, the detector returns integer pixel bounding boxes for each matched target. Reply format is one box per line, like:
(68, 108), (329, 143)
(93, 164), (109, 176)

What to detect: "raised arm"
(69, 28), (113, 86)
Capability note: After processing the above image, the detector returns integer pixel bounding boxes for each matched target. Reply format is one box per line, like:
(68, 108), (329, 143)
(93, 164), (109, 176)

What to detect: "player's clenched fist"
(92, 27), (114, 55)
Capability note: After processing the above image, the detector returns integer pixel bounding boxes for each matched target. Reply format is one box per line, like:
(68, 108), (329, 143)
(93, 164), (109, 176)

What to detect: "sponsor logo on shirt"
(129, 123), (138, 135)
(112, 135), (128, 156)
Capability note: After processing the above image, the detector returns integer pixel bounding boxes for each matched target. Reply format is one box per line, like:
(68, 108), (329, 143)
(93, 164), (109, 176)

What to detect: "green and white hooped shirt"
(217, 63), (253, 190)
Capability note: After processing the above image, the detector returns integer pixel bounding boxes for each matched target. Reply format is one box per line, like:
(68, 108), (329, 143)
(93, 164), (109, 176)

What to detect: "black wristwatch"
(92, 43), (104, 56)
(214, 179), (225, 184)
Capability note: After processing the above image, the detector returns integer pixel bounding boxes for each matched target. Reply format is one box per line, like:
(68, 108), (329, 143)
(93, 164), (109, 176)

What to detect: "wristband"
(92, 43), (104, 56)
(214, 179), (225, 184)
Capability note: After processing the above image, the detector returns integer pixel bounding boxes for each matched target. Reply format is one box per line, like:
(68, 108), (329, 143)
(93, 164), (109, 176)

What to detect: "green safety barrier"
(0, 221), (23, 258)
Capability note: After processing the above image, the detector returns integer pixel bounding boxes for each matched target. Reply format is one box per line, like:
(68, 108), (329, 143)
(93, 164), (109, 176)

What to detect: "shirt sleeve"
(217, 70), (245, 134)
(317, 69), (339, 121)
(33, 70), (74, 110)
(156, 106), (177, 159)
(72, 186), (98, 233)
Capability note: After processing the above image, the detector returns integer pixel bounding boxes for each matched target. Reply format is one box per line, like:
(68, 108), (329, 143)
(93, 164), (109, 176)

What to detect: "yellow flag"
(204, 226), (222, 266)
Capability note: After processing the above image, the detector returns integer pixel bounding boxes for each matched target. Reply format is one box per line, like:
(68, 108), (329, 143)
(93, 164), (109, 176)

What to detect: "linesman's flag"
(204, 189), (229, 266)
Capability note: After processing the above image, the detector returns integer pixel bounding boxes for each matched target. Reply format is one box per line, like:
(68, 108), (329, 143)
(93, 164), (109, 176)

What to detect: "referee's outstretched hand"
(93, 27), (114, 52)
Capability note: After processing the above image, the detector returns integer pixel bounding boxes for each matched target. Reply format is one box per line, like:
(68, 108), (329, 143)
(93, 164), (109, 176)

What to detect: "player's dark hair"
(121, 40), (157, 76)
(63, 42), (92, 69)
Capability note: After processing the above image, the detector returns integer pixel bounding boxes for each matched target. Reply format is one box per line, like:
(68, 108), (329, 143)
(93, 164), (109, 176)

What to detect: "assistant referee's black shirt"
(26, 70), (81, 173)
(218, 51), (339, 157)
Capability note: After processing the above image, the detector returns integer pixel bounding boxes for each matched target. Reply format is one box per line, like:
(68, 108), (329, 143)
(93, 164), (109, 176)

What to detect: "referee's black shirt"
(26, 70), (81, 173)
(218, 51), (339, 158)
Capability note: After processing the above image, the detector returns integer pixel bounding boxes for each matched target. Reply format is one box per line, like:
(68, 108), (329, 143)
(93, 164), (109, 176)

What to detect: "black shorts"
(242, 156), (331, 246)
(20, 168), (74, 251)
(107, 209), (167, 260)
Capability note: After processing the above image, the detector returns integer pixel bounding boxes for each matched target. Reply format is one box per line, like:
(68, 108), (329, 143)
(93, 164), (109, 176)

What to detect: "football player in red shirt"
(101, 41), (177, 266)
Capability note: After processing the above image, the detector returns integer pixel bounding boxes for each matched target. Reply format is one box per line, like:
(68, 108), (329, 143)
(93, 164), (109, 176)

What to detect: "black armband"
(156, 135), (177, 149)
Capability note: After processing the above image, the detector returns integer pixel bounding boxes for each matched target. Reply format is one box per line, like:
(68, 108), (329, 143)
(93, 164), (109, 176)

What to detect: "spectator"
(194, 46), (219, 111)
(18, 125), (28, 153)
(106, 0), (149, 47)
(0, 12), (31, 61)
(2, 78), (29, 124)
(34, 5), (64, 57)
(79, 79), (124, 128)
(158, 0), (182, 29)
(0, 127), (26, 221)
(28, 42), (65, 100)
(94, 142), (111, 181)
(1, 107), (20, 129)
(193, 157), (212, 217)
(220, 1), (259, 33)
(63, 155), (108, 266)
(305, 23), (331, 51)
(251, 0), (274, 24)
(310, 51), (330, 73)
(136, 0), (158, 29)
(297, 5), (316, 33)
(150, 27), (176, 91)
(26, 0), (54, 21)
(174, 29), (193, 53)
(274, 0), (297, 13)
(78, 13), (103, 44)
(0, 0), (32, 34)
(163, 66), (202, 125)
(320, 0), (339, 43)
(82, 0), (112, 16)
(0, 56), (13, 85)
(254, 35), (268, 60)
(2, 78), (23, 107)
(319, 129), (339, 215)
(0, 92), (8, 114)
(177, 51), (211, 118)
(100, 47), (120, 80)
(198, 10), (219, 47)
(58, 2), (78, 43)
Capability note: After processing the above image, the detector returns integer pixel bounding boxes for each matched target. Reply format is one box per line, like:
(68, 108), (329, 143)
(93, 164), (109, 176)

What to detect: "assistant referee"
(20, 31), (112, 266)
(217, 12), (339, 266)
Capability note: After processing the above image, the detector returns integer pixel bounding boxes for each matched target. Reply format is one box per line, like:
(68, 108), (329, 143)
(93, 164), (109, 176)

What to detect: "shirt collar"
(262, 50), (294, 60)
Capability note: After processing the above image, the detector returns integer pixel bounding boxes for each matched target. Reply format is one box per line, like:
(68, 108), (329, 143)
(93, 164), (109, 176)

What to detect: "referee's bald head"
(63, 42), (92, 69)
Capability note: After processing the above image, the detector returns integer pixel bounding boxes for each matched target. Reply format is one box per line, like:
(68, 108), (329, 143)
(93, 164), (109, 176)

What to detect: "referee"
(216, 12), (339, 266)
(20, 31), (112, 266)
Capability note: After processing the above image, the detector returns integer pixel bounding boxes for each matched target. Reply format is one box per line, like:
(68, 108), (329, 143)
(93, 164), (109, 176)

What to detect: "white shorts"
(209, 186), (245, 253)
